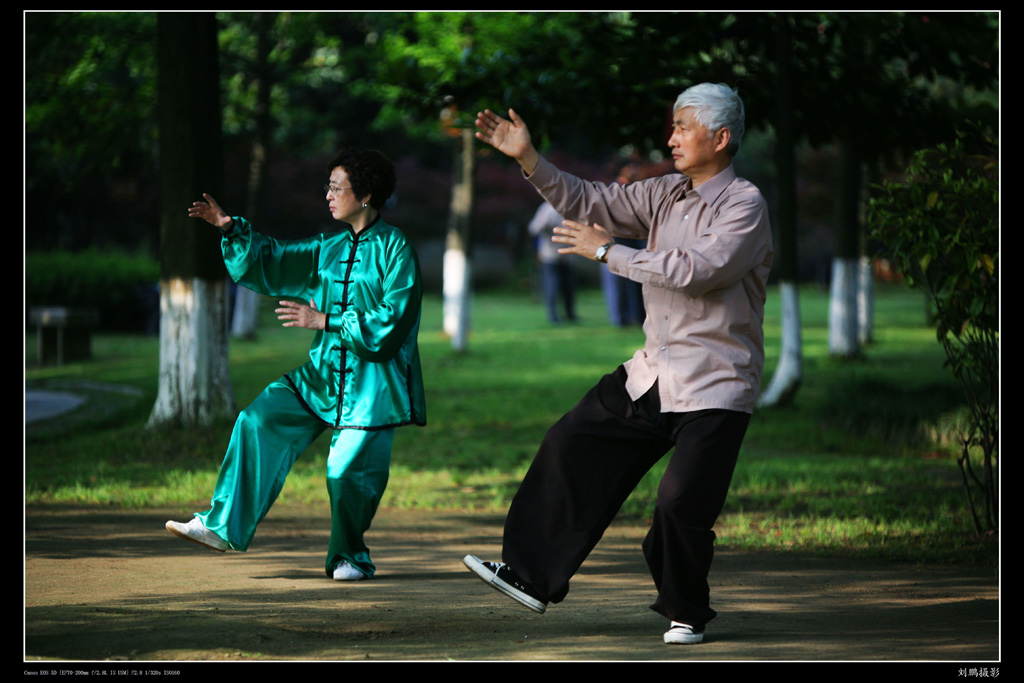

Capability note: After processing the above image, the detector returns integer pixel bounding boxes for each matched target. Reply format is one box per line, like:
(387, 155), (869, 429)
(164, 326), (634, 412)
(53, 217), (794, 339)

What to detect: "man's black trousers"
(502, 365), (750, 626)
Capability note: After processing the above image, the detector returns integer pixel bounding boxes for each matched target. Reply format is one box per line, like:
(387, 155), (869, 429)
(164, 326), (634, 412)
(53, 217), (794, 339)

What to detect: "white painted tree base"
(443, 247), (472, 352)
(857, 255), (874, 345)
(757, 280), (803, 408)
(829, 257), (860, 357)
(231, 285), (260, 340)
(148, 277), (235, 427)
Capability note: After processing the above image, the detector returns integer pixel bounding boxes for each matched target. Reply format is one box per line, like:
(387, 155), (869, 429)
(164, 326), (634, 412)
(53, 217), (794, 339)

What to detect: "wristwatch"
(595, 241), (615, 263)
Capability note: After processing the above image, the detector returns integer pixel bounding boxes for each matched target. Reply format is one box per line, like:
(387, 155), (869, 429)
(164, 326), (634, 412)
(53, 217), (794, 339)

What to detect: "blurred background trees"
(25, 11), (997, 285)
(25, 11), (998, 270)
(25, 10), (999, 414)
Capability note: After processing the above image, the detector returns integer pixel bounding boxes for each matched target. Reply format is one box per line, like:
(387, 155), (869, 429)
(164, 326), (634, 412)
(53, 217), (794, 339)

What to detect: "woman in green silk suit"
(166, 149), (425, 581)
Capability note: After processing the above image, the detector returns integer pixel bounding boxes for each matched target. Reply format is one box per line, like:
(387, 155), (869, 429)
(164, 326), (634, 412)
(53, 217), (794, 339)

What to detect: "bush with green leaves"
(869, 126), (998, 534)
(25, 249), (160, 333)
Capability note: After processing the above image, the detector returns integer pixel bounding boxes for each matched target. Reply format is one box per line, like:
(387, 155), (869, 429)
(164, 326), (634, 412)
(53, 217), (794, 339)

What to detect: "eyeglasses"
(324, 184), (353, 195)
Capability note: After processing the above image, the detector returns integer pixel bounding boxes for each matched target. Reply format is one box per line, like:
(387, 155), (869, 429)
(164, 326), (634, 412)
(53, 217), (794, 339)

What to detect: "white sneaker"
(664, 621), (705, 644)
(333, 561), (367, 581)
(165, 517), (228, 552)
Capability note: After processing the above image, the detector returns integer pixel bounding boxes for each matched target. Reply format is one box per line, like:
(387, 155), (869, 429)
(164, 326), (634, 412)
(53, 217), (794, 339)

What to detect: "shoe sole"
(165, 521), (227, 552)
(463, 555), (546, 614)
(664, 630), (704, 644)
(333, 567), (368, 581)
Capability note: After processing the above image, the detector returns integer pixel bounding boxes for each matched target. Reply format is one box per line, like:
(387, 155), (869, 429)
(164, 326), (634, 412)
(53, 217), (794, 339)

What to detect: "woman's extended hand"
(475, 108), (540, 174)
(276, 298), (326, 331)
(188, 193), (233, 230)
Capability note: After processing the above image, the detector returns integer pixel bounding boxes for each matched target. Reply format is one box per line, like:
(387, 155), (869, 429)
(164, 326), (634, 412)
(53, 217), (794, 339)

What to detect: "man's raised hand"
(475, 108), (540, 175)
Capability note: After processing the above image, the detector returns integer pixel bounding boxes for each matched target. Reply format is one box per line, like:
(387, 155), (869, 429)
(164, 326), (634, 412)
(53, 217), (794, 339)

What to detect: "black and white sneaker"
(463, 555), (547, 614)
(663, 621), (705, 644)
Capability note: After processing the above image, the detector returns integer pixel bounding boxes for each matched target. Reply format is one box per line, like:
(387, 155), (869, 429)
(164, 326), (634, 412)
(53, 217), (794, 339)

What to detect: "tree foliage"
(25, 12), (999, 261)
(25, 12), (159, 251)
(25, 13), (158, 190)
(869, 126), (998, 533)
(361, 12), (731, 153)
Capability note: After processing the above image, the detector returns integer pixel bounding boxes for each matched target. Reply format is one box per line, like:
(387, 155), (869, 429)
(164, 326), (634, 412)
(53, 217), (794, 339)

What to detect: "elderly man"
(464, 83), (772, 644)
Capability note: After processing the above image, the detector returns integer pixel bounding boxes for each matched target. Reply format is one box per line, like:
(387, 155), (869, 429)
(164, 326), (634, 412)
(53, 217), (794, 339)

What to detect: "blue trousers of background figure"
(196, 378), (394, 577)
(540, 261), (576, 323)
(601, 239), (646, 326)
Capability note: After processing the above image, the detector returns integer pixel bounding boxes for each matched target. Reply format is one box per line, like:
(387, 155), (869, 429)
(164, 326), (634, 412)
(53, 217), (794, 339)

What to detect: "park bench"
(29, 306), (99, 365)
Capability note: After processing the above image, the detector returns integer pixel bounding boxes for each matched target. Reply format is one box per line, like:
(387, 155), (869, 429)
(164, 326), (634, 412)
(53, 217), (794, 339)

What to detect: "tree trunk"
(758, 12), (803, 407)
(233, 12), (276, 341)
(828, 256), (860, 357)
(759, 282), (803, 407)
(148, 13), (235, 428)
(150, 278), (234, 425)
(828, 140), (862, 358)
(857, 254), (874, 345)
(855, 158), (875, 346)
(231, 286), (261, 339)
(443, 128), (475, 352)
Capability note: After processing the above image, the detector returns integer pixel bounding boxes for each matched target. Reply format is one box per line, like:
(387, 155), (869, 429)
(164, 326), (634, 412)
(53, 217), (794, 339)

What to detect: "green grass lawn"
(25, 284), (996, 566)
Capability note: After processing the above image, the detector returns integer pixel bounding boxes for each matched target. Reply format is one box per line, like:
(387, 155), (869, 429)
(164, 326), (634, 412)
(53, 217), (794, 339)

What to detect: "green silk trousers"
(196, 378), (394, 577)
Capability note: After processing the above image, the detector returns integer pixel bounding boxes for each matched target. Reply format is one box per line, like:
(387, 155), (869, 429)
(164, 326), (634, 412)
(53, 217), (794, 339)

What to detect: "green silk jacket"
(222, 216), (426, 430)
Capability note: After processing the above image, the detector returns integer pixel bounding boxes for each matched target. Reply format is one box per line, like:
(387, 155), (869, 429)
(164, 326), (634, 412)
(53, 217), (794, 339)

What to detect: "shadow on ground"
(25, 504), (998, 663)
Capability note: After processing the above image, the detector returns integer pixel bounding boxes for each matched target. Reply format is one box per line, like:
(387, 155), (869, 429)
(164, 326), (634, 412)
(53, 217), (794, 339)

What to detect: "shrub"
(25, 249), (160, 332)
(869, 126), (998, 534)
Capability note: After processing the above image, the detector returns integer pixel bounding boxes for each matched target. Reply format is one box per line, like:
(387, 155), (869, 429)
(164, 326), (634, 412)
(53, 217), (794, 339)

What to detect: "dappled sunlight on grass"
(714, 510), (992, 564)
(25, 287), (992, 564)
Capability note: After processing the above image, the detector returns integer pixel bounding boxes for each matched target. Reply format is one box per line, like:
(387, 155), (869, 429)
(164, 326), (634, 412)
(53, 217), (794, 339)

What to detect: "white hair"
(674, 83), (745, 157)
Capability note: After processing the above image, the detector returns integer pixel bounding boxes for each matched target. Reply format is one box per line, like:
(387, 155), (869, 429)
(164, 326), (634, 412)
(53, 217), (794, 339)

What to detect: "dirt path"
(24, 503), (999, 664)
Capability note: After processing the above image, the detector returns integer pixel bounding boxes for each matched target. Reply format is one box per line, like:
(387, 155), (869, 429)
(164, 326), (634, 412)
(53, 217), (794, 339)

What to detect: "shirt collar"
(691, 164), (737, 205)
(349, 213), (383, 237)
